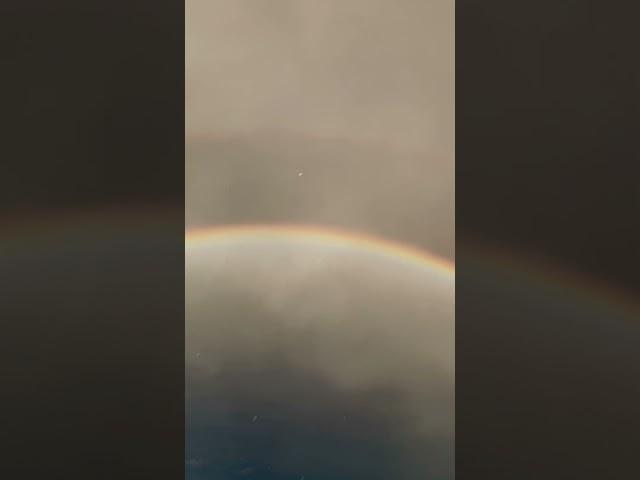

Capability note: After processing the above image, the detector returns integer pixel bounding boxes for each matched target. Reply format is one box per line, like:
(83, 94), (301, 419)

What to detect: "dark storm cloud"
(186, 241), (454, 479)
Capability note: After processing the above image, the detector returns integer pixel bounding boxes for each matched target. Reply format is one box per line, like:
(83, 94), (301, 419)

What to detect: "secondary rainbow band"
(186, 224), (455, 278)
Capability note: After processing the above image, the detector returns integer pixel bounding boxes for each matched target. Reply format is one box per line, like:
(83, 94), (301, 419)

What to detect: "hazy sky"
(186, 1), (454, 478)
(187, 0), (454, 154)
(186, 0), (454, 260)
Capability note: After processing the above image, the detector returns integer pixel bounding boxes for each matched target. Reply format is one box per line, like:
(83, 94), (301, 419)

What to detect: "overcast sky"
(186, 2), (454, 478)
(186, 0), (454, 260)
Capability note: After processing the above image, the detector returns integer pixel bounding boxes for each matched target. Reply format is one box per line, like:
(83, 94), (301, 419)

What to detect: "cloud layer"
(186, 239), (454, 479)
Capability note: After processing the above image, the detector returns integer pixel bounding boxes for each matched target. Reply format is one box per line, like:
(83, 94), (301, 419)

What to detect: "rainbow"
(186, 224), (455, 278)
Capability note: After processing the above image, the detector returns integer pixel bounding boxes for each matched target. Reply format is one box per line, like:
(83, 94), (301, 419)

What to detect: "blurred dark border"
(2, 0), (637, 478)
(1, 2), (184, 478)
(457, 1), (639, 477)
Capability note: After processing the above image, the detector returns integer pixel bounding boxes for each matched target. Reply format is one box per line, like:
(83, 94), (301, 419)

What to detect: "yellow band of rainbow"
(186, 224), (455, 278)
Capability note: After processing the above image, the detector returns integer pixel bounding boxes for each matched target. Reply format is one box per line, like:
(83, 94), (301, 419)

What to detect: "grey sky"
(186, 1), (454, 478)
(186, 0), (454, 260)
(187, 0), (454, 154)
